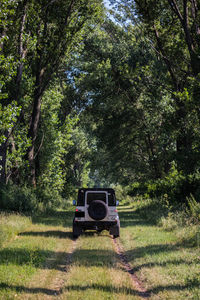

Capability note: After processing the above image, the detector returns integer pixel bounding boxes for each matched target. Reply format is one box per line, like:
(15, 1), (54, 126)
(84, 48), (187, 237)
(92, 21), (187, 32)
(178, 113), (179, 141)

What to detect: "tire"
(88, 200), (108, 220)
(110, 223), (120, 237)
(113, 234), (119, 239)
(73, 222), (82, 238)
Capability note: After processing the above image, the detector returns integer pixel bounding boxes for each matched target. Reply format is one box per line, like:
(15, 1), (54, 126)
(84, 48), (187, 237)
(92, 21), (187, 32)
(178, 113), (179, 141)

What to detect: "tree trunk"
(15, 1), (28, 101)
(168, 0), (200, 76)
(0, 141), (8, 184)
(27, 71), (43, 187)
(145, 134), (161, 179)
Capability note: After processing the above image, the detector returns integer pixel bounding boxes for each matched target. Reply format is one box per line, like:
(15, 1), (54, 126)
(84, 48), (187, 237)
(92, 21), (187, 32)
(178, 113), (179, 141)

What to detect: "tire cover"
(88, 200), (108, 220)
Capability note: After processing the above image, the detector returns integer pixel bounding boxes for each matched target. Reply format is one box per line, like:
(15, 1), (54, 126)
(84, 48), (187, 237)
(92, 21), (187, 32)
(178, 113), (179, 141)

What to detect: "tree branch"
(34, 132), (45, 159)
(168, 0), (184, 24)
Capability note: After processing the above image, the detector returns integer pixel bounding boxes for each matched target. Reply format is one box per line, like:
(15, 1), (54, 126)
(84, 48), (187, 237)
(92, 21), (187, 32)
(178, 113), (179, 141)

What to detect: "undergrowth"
(128, 167), (200, 204)
(132, 195), (200, 247)
(0, 183), (64, 213)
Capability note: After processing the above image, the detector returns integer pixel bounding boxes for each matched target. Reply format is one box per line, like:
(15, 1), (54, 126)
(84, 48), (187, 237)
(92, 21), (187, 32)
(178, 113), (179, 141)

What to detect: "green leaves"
(0, 102), (20, 144)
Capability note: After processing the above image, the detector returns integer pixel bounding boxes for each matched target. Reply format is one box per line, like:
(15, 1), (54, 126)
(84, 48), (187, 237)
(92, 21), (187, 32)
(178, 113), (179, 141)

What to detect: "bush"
(0, 183), (65, 213)
(128, 182), (147, 197)
(158, 214), (178, 231)
(0, 183), (38, 213)
(35, 187), (63, 213)
(176, 225), (200, 247)
(111, 184), (132, 205)
(128, 168), (200, 205)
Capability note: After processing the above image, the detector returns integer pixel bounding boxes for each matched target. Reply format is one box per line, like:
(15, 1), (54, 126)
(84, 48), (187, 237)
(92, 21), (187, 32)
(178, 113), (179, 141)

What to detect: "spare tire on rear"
(88, 200), (108, 220)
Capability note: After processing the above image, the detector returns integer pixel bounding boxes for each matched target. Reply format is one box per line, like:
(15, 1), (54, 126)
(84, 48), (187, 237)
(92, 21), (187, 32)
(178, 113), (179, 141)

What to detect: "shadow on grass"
(148, 282), (200, 294)
(0, 282), (147, 297)
(1, 243), (182, 271)
(64, 284), (148, 297)
(119, 210), (155, 227)
(82, 231), (112, 239)
(19, 230), (73, 239)
(125, 243), (178, 261)
(1, 281), (199, 297)
(32, 210), (74, 228)
(65, 282), (200, 296)
(133, 258), (197, 272)
(0, 283), (58, 296)
(0, 247), (71, 271)
(0, 282), (148, 297)
(0, 247), (116, 269)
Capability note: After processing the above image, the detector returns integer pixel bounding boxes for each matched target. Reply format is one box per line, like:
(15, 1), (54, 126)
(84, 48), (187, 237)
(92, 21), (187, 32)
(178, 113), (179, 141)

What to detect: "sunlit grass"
(0, 211), (73, 300)
(0, 212), (31, 247)
(118, 205), (200, 300)
(0, 205), (199, 299)
(62, 234), (140, 300)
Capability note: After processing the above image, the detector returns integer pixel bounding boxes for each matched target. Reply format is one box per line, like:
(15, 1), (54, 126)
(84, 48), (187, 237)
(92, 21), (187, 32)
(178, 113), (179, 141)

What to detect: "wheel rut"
(21, 237), (78, 299)
(113, 238), (150, 299)
(46, 238), (78, 298)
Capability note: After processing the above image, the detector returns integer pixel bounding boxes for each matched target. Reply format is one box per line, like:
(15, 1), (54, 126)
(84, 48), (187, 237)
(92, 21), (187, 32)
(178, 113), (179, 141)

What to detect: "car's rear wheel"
(73, 221), (82, 238)
(110, 223), (120, 238)
(113, 234), (119, 239)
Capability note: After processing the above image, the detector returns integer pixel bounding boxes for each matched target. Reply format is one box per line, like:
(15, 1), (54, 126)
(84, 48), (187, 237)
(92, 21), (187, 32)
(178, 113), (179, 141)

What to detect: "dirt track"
(20, 232), (150, 300)
(113, 238), (150, 298)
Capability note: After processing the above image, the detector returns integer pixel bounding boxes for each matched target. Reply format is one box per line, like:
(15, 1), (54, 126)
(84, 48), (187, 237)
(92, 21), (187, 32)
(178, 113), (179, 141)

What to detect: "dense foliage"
(1, 0), (200, 211)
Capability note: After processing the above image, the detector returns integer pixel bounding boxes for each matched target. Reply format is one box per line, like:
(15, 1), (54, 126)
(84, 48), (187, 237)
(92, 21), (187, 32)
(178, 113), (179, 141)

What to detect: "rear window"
(86, 192), (106, 205)
(77, 190), (84, 206)
(108, 193), (116, 206)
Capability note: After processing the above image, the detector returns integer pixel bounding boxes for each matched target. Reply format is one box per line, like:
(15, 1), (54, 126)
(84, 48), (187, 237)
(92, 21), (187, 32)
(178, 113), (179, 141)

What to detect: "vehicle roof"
(78, 188), (115, 193)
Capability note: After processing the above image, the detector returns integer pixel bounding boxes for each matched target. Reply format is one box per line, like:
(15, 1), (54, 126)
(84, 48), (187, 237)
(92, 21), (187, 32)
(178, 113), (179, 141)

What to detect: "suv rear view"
(73, 188), (120, 238)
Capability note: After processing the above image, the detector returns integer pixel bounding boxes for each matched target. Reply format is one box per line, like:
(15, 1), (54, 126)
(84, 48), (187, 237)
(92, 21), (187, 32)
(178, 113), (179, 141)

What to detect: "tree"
(108, 0), (200, 175)
(66, 20), (176, 183)
(0, 0), (104, 186)
(25, 0), (103, 186)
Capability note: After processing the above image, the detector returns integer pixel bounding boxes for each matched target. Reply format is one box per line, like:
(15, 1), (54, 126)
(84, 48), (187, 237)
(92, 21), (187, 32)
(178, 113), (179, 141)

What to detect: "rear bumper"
(73, 220), (119, 230)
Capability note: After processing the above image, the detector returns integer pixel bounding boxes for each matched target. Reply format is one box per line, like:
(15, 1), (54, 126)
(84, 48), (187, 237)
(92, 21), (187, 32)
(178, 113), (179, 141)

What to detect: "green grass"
(119, 205), (200, 300)
(0, 212), (31, 247)
(62, 233), (140, 300)
(0, 210), (73, 300)
(0, 204), (200, 299)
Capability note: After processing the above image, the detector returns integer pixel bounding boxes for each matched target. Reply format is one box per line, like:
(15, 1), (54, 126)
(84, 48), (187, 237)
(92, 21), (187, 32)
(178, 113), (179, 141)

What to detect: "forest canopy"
(1, 0), (200, 211)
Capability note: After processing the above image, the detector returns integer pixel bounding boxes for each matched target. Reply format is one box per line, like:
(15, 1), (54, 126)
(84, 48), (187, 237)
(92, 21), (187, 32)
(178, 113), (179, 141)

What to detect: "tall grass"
(132, 195), (200, 247)
(186, 194), (200, 223)
(0, 212), (31, 248)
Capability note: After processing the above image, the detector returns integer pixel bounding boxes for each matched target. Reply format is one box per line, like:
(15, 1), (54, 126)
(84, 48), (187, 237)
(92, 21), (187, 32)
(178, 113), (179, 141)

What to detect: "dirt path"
(12, 209), (150, 299)
(20, 232), (150, 299)
(2, 208), (199, 299)
(44, 238), (78, 299)
(19, 232), (78, 300)
(113, 238), (150, 299)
